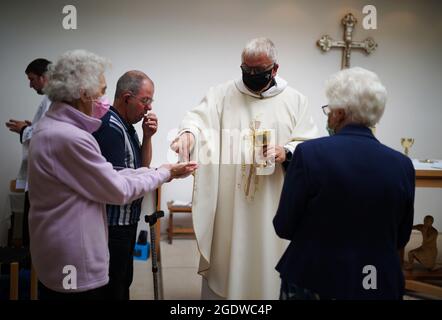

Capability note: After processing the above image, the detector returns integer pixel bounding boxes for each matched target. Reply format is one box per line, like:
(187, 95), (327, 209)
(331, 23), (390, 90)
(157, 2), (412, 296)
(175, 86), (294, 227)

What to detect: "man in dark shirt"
(93, 70), (157, 300)
(5, 58), (52, 248)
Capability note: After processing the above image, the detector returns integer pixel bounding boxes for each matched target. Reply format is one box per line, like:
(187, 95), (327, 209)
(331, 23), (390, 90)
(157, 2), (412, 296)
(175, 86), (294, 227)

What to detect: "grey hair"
(114, 70), (153, 100)
(241, 37), (278, 63)
(44, 50), (109, 102)
(325, 67), (387, 127)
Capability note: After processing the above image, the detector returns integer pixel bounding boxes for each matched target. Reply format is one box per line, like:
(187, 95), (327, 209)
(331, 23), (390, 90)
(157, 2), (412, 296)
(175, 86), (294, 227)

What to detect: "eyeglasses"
(130, 95), (154, 106)
(240, 63), (274, 75)
(321, 105), (331, 116)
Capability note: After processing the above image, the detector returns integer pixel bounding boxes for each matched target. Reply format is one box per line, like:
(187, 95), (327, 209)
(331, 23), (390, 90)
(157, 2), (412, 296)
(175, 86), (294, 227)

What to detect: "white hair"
(241, 37), (277, 63)
(325, 67), (387, 127)
(44, 50), (110, 102)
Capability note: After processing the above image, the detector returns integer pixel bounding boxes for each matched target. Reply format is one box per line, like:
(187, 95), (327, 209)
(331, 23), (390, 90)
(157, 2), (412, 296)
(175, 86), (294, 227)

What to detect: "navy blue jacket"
(273, 125), (415, 299)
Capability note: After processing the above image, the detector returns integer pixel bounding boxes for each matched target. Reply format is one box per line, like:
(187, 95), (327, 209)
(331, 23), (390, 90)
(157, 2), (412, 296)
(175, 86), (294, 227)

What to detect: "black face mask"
(242, 68), (273, 93)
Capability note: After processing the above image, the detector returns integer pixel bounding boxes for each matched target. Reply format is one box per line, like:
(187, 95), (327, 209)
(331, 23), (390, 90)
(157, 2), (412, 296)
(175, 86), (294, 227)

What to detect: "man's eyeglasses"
(130, 95), (154, 106)
(240, 63), (274, 75)
(321, 105), (331, 116)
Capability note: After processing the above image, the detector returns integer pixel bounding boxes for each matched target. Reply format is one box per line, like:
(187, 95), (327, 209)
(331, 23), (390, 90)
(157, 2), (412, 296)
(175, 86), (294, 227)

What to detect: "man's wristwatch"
(19, 125), (29, 144)
(284, 147), (293, 162)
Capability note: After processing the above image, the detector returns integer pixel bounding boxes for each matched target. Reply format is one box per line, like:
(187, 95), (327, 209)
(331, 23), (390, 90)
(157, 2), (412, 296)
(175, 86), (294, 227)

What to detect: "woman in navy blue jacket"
(273, 67), (415, 300)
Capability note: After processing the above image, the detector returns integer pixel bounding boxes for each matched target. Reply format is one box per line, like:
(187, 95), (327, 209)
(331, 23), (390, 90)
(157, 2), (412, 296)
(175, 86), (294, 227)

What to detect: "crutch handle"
(144, 210), (164, 300)
(145, 210), (164, 226)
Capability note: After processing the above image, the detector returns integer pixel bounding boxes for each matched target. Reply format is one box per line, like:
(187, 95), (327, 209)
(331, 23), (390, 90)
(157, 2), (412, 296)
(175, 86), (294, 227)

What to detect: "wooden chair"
(8, 180), (25, 247)
(166, 201), (194, 244)
(0, 247), (38, 300)
(1, 180), (38, 300)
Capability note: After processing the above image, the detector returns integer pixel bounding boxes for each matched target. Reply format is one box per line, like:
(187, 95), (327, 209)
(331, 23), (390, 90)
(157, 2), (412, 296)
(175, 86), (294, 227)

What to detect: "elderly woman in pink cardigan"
(28, 50), (196, 300)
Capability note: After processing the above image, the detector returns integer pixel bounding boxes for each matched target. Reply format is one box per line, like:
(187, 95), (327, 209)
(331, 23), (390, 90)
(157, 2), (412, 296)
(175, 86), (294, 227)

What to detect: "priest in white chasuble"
(171, 37), (318, 299)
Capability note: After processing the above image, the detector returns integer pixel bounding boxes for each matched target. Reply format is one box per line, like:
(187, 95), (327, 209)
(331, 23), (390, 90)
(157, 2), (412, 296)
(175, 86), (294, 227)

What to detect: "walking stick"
(145, 209), (164, 300)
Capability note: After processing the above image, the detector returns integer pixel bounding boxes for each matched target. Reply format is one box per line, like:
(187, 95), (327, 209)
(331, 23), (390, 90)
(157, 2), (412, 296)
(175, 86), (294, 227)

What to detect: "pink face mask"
(92, 96), (110, 119)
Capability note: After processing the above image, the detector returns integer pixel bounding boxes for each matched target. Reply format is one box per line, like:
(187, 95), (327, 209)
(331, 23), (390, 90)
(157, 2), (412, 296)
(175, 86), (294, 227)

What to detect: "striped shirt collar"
(108, 106), (136, 135)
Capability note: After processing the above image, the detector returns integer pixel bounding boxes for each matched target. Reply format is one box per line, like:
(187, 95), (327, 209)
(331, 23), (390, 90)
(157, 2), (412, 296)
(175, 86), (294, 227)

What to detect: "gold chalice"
(401, 138), (414, 156)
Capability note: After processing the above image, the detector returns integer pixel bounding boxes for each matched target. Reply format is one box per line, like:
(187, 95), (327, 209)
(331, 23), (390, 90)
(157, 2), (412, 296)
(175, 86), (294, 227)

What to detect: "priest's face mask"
(241, 53), (278, 93)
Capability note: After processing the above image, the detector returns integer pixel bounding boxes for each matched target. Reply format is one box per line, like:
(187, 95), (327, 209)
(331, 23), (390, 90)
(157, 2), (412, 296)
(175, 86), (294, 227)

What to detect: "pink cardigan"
(28, 102), (170, 292)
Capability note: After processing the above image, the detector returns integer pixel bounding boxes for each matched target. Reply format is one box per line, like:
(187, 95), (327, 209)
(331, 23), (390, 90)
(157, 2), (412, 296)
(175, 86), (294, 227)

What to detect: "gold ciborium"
(401, 138), (414, 156)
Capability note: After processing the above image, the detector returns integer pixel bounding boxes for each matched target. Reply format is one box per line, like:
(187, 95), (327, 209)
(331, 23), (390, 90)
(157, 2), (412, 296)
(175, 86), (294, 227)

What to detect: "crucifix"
(317, 13), (377, 69)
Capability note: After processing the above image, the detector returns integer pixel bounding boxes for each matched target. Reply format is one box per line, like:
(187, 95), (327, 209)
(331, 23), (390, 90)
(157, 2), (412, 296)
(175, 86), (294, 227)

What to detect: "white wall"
(1, 0), (441, 240)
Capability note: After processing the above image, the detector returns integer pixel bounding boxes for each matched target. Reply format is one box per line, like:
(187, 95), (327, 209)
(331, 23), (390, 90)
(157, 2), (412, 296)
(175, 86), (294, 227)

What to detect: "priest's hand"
(160, 161), (198, 181)
(142, 112), (158, 139)
(263, 145), (286, 163)
(5, 119), (31, 134)
(170, 132), (195, 162)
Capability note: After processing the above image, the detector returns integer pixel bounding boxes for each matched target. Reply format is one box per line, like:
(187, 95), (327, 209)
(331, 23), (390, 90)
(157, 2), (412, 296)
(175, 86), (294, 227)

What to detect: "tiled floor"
(131, 237), (201, 300)
(130, 232), (442, 300)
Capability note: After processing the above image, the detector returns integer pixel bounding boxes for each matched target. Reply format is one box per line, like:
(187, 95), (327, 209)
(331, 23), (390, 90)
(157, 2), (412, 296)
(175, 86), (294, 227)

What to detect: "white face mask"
(91, 96), (110, 119)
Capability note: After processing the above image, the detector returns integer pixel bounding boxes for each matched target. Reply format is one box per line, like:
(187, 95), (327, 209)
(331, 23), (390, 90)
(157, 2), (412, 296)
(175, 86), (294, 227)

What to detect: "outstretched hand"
(5, 119), (31, 134)
(161, 161), (198, 181)
(170, 132), (194, 162)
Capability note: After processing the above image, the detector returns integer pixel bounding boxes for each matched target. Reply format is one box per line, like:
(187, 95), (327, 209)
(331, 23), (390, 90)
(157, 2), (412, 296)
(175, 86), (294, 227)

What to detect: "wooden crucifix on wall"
(317, 13), (377, 69)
